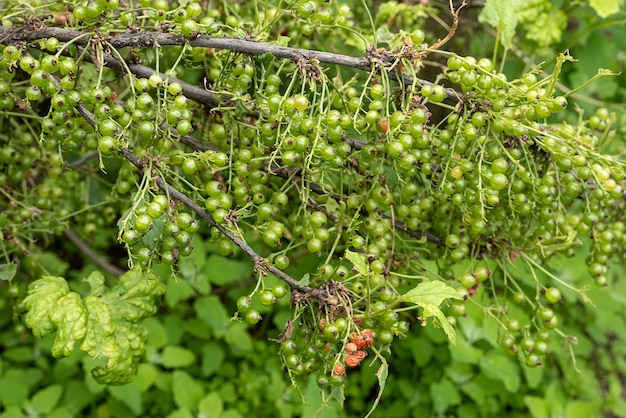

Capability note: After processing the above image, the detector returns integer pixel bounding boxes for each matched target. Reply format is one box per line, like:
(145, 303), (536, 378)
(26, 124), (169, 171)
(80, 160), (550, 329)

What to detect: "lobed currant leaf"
(23, 269), (165, 385)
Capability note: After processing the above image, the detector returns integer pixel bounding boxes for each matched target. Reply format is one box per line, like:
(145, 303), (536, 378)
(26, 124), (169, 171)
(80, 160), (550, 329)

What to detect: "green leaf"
(364, 360), (388, 418)
(224, 323), (253, 354)
(590, 0), (624, 18)
(161, 346), (196, 368)
(478, 351), (520, 393)
(566, 401), (601, 418)
(201, 342), (225, 377)
(172, 370), (205, 411)
(136, 364), (159, 392)
(194, 295), (229, 338)
(344, 250), (368, 275)
(165, 275), (196, 308)
(198, 392), (223, 418)
(203, 255), (249, 286)
(523, 396), (549, 418)
(0, 378), (29, 407)
(402, 280), (461, 344)
(31, 384), (63, 414)
(24, 269), (165, 385)
(165, 408), (194, 418)
(450, 333), (483, 364)
(24, 276), (71, 338)
(402, 280), (461, 306)
(0, 262), (17, 282)
(108, 379), (143, 415)
(478, 0), (520, 48)
(430, 378), (461, 415)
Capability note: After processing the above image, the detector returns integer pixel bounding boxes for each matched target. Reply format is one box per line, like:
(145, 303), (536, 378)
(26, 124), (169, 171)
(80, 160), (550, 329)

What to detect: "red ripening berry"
(380, 119), (389, 133)
(346, 355), (361, 368)
(345, 342), (358, 355)
(352, 335), (366, 348)
(333, 363), (346, 376)
(355, 349), (367, 362)
(362, 329), (374, 347)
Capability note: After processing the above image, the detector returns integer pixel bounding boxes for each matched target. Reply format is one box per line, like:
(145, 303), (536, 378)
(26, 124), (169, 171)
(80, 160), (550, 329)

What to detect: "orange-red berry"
(333, 363), (346, 376)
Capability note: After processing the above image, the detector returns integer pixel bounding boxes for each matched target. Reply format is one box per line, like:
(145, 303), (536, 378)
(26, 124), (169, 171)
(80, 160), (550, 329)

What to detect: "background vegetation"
(1, 0), (626, 417)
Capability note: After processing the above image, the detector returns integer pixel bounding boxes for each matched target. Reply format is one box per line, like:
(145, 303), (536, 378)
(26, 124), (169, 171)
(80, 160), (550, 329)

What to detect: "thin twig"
(70, 96), (313, 291)
(64, 229), (126, 276)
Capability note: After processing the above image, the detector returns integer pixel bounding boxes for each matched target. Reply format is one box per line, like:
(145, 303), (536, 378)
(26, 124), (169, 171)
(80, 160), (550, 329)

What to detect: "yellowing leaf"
(590, 0), (624, 18)
(24, 269), (165, 385)
(478, 0), (520, 48)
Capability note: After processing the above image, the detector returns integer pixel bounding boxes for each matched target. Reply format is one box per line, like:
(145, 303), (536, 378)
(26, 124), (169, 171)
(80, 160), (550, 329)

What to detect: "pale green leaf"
(24, 276), (71, 338)
(203, 255), (250, 286)
(478, 0), (520, 48)
(430, 379), (461, 415)
(24, 269), (165, 386)
(479, 351), (520, 392)
(224, 323), (253, 354)
(402, 280), (460, 344)
(431, 305), (457, 344)
(201, 342), (225, 377)
(0, 262), (17, 282)
(344, 250), (368, 275)
(30, 384), (63, 414)
(161, 346), (196, 368)
(172, 370), (205, 411)
(523, 396), (549, 418)
(166, 408), (194, 418)
(49, 293), (87, 357)
(402, 280), (461, 306)
(590, 0), (624, 18)
(565, 401), (601, 418)
(364, 361), (388, 418)
(194, 295), (229, 338)
(198, 392), (223, 418)
(107, 379), (142, 415)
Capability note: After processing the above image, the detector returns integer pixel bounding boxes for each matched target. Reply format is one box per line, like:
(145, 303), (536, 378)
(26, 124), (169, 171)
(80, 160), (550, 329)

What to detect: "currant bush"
(1, 0), (626, 415)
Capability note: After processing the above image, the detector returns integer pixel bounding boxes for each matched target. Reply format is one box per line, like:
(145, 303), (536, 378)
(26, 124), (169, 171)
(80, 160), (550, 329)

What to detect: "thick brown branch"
(0, 25), (465, 102)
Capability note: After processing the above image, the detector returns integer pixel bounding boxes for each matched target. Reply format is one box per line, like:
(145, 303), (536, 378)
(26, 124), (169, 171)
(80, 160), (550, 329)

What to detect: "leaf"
(364, 360), (388, 418)
(198, 392), (223, 418)
(402, 280), (462, 344)
(345, 250), (368, 275)
(142, 213), (166, 247)
(224, 323), (253, 354)
(0, 378), (29, 407)
(589, 0), (624, 18)
(0, 262), (17, 282)
(430, 378), (461, 415)
(402, 280), (461, 306)
(201, 342), (225, 377)
(478, 0), (520, 48)
(31, 384), (63, 414)
(523, 395), (549, 418)
(161, 346), (196, 368)
(166, 408), (194, 418)
(24, 269), (165, 385)
(478, 351), (520, 393)
(565, 401), (601, 418)
(107, 379), (142, 415)
(194, 295), (229, 338)
(24, 276), (71, 338)
(204, 255), (250, 286)
(172, 370), (205, 411)
(450, 333), (483, 364)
